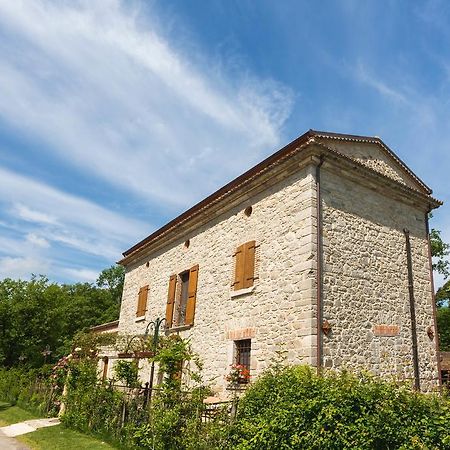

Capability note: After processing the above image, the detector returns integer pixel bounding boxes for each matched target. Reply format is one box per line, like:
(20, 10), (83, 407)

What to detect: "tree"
(0, 266), (122, 368)
(96, 265), (125, 304)
(430, 228), (450, 279)
(436, 281), (450, 308)
(437, 307), (450, 351)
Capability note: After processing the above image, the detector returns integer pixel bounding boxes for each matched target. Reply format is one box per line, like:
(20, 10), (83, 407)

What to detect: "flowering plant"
(226, 364), (251, 386)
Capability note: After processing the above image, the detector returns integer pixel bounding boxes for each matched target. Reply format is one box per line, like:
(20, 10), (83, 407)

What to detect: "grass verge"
(0, 402), (117, 449)
(18, 425), (117, 450)
(0, 401), (38, 426)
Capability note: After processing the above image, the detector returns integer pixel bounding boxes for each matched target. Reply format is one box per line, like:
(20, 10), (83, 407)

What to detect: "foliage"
(96, 265), (125, 304)
(0, 366), (55, 416)
(115, 334), (149, 354)
(0, 267), (122, 368)
(229, 365), (450, 450)
(430, 228), (450, 279)
(135, 335), (217, 450)
(62, 358), (131, 443)
(114, 360), (140, 388)
(59, 335), (227, 450)
(72, 330), (117, 358)
(437, 307), (450, 351)
(437, 280), (450, 307)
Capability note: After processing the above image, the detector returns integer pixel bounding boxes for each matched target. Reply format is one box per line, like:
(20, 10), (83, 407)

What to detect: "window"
(165, 265), (199, 328)
(233, 241), (256, 290)
(178, 271), (190, 325)
(234, 339), (251, 383)
(102, 356), (109, 382)
(136, 285), (149, 317)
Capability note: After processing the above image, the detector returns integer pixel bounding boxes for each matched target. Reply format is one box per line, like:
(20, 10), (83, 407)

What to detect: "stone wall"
(320, 167), (439, 390)
(321, 140), (426, 193)
(117, 150), (439, 395)
(118, 165), (317, 395)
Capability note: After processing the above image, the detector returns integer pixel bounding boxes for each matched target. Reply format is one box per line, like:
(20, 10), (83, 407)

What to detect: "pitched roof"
(120, 130), (439, 263)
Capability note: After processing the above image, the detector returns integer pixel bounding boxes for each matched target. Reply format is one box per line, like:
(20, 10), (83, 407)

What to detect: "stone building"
(99, 130), (442, 394)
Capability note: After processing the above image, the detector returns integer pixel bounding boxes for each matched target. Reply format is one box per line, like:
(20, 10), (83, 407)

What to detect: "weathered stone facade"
(111, 130), (441, 395)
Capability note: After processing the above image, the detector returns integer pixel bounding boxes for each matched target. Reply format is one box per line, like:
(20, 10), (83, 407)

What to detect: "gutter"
(403, 228), (420, 391)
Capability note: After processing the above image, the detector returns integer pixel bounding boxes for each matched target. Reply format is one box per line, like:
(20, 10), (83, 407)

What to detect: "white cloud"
(0, 166), (149, 281)
(0, 256), (49, 280)
(14, 204), (58, 225)
(354, 62), (409, 106)
(26, 233), (50, 248)
(0, 166), (148, 245)
(60, 267), (99, 283)
(0, 0), (294, 283)
(0, 0), (293, 207)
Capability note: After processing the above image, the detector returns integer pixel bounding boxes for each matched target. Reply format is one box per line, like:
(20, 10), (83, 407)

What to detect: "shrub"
(230, 365), (450, 449)
(0, 366), (55, 415)
(61, 335), (228, 449)
(114, 360), (140, 388)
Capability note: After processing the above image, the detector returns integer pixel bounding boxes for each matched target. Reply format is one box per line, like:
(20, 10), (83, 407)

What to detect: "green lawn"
(18, 425), (117, 450)
(0, 401), (38, 426)
(0, 402), (117, 449)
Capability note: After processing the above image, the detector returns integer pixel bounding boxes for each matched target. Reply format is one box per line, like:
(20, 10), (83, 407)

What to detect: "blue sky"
(0, 0), (449, 287)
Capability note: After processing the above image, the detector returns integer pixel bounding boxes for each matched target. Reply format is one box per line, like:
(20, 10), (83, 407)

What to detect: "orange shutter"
(185, 265), (199, 326)
(243, 241), (256, 288)
(166, 275), (177, 328)
(136, 285), (149, 317)
(234, 244), (245, 290)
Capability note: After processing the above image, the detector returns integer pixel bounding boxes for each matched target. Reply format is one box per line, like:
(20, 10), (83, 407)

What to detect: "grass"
(0, 402), (117, 449)
(18, 425), (117, 450)
(0, 401), (39, 426)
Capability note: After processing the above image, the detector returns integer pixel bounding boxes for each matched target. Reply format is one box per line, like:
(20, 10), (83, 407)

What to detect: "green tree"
(430, 228), (450, 279)
(96, 264), (125, 304)
(0, 266), (121, 368)
(436, 280), (450, 307)
(437, 307), (450, 351)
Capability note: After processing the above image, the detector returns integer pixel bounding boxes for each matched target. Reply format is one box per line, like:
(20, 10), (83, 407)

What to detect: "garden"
(2, 331), (450, 450)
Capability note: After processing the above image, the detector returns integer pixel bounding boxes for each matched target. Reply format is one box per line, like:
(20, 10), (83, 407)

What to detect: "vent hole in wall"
(146, 262), (149, 268)
(244, 206), (253, 217)
(184, 239), (190, 249)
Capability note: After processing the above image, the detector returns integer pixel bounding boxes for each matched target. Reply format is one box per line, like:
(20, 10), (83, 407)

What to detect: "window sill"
(230, 286), (255, 298)
(167, 324), (193, 333)
(135, 316), (146, 323)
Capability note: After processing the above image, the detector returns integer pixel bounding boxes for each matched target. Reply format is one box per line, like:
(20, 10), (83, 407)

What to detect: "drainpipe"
(403, 228), (420, 391)
(425, 210), (442, 389)
(316, 156), (325, 374)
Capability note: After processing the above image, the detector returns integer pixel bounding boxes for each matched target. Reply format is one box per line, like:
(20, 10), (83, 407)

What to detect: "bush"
(230, 365), (450, 449)
(0, 366), (55, 415)
(114, 360), (140, 388)
(61, 336), (228, 449)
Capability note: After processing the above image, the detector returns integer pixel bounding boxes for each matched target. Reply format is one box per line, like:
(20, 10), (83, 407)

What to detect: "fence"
(100, 381), (234, 428)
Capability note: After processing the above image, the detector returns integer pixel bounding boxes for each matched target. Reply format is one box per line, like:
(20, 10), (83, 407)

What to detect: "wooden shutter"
(136, 285), (149, 317)
(243, 241), (256, 288)
(185, 265), (199, 326)
(233, 244), (245, 290)
(166, 275), (177, 328)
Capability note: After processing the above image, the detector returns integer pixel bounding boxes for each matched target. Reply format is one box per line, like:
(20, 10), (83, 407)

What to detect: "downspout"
(316, 156), (325, 374)
(403, 228), (420, 391)
(425, 210), (443, 389)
